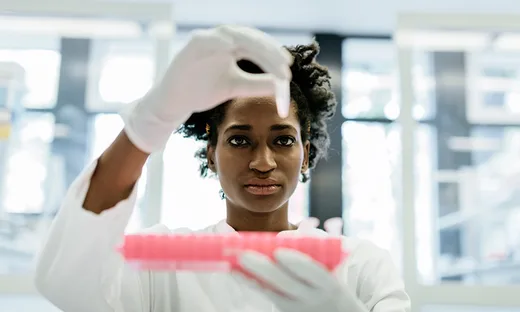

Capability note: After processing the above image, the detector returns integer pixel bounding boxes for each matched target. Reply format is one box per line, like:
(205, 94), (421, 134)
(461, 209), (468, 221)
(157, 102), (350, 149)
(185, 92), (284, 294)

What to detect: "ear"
(206, 143), (217, 173)
(301, 141), (310, 173)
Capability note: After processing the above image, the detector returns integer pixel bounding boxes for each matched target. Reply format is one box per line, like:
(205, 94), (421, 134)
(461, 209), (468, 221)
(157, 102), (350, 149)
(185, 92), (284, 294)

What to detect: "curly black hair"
(177, 41), (337, 183)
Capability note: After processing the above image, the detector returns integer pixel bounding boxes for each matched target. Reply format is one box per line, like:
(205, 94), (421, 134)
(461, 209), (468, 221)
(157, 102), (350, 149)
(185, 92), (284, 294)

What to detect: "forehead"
(222, 97), (299, 127)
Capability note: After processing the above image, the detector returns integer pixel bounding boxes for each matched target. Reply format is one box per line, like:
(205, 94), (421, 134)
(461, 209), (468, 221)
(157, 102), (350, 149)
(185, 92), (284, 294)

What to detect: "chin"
(228, 193), (287, 213)
(240, 194), (288, 213)
(245, 204), (284, 214)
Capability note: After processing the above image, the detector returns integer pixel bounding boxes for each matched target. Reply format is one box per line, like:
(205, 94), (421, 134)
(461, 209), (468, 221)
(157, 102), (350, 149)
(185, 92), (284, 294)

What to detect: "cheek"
(280, 148), (305, 177)
(214, 147), (244, 177)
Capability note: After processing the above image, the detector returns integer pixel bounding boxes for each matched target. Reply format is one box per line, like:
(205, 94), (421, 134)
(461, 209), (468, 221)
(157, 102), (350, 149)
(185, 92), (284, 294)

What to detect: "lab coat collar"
(214, 219), (329, 237)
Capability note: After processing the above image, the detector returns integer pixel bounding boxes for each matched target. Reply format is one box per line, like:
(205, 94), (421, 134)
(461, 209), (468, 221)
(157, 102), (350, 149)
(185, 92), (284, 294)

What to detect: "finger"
(231, 271), (292, 308)
(238, 251), (314, 301)
(273, 248), (338, 290)
(218, 26), (292, 81)
(274, 79), (291, 118)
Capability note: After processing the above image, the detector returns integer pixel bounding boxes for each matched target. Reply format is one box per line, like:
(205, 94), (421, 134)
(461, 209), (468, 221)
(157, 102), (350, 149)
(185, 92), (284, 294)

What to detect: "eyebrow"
(224, 124), (297, 134)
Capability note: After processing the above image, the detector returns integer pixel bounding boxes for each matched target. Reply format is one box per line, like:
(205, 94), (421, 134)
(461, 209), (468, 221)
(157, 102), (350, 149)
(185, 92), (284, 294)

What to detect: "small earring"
(205, 123), (210, 136)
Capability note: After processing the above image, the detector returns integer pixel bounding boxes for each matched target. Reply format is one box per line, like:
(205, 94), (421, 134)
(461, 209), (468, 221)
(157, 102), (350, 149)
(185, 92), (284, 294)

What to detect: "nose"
(249, 144), (277, 173)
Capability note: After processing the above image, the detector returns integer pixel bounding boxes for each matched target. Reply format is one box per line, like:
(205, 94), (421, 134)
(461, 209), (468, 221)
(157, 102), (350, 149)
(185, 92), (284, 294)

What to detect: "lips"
(244, 179), (281, 196)
(244, 185), (281, 195)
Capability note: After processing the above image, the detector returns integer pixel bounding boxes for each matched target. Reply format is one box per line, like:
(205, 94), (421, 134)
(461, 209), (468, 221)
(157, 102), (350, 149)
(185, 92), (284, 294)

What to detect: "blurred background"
(1, 0), (520, 311)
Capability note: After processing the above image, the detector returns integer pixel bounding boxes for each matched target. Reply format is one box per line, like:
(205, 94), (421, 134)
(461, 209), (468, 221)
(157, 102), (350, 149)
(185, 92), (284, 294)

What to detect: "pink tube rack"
(118, 232), (347, 272)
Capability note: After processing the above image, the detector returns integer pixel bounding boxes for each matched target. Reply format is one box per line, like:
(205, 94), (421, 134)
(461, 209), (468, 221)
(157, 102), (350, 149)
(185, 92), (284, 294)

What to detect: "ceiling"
(5, 0), (520, 36)
(108, 0), (520, 35)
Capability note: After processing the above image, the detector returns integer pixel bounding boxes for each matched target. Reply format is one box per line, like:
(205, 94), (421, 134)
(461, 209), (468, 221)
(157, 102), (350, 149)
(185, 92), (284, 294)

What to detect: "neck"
(225, 201), (295, 232)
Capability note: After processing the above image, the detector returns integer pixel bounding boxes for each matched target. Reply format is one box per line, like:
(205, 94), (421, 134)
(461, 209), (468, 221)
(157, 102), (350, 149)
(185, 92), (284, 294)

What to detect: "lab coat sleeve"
(355, 244), (411, 312)
(34, 161), (149, 312)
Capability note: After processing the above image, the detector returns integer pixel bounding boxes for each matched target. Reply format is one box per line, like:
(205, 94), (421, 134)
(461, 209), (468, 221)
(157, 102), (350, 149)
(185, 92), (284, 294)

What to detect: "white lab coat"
(34, 161), (411, 312)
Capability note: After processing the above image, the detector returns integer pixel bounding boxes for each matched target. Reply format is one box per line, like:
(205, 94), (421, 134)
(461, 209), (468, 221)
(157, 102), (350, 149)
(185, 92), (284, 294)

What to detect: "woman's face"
(207, 96), (310, 214)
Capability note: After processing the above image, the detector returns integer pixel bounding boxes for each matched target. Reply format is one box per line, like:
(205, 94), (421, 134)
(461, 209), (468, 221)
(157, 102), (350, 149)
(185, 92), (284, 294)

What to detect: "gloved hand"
(235, 248), (369, 312)
(121, 25), (293, 154)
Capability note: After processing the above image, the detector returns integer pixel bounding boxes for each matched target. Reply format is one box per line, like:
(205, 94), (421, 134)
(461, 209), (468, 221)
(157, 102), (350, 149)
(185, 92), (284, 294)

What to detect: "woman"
(35, 25), (410, 312)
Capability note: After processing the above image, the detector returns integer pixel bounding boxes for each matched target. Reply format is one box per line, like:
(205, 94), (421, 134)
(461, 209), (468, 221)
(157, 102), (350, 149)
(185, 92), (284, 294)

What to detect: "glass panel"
(400, 28), (520, 285)
(161, 134), (309, 230)
(86, 39), (155, 112)
(0, 14), (168, 277)
(0, 112), (103, 274)
(415, 126), (438, 284)
(434, 126), (520, 285)
(342, 39), (435, 120)
(466, 52), (520, 124)
(0, 49), (60, 109)
(0, 113), (55, 274)
(0, 111), (149, 274)
(342, 121), (436, 272)
(341, 121), (400, 258)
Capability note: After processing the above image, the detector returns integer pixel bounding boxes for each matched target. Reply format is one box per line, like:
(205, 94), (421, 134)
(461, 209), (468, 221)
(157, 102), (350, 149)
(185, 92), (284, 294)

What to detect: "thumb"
(230, 70), (291, 118)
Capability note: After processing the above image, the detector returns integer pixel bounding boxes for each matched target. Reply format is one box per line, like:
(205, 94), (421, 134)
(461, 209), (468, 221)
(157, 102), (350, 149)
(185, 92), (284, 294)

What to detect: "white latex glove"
(235, 249), (369, 312)
(121, 25), (293, 153)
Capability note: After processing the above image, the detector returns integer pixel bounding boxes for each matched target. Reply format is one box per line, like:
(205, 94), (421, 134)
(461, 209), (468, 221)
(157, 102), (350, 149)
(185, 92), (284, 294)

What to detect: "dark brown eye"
(275, 136), (295, 146)
(228, 136), (249, 146)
